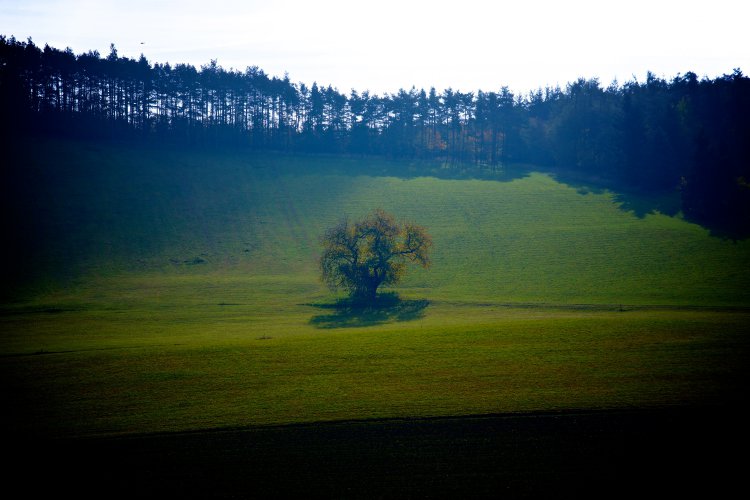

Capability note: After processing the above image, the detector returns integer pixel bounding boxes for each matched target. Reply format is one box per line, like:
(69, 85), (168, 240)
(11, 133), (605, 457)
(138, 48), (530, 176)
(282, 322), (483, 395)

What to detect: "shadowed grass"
(308, 293), (430, 328)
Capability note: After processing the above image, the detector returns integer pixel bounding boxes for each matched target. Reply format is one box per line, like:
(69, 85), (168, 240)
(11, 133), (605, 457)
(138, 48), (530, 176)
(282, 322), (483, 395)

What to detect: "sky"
(2, 0), (748, 96)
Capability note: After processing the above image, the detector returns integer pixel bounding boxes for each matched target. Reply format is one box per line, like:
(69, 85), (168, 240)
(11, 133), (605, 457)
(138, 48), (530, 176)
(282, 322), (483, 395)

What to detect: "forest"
(2, 36), (749, 236)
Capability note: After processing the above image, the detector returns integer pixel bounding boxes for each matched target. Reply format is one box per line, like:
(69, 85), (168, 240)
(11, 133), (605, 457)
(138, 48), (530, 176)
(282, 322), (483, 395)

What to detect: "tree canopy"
(320, 209), (431, 302)
(2, 36), (749, 235)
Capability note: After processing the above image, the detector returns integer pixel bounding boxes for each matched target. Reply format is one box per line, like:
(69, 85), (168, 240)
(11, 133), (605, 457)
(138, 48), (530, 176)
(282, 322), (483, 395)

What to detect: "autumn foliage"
(320, 209), (431, 302)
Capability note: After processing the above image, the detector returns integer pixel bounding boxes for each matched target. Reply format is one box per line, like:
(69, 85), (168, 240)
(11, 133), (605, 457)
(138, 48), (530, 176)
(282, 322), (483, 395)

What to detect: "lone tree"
(320, 209), (432, 302)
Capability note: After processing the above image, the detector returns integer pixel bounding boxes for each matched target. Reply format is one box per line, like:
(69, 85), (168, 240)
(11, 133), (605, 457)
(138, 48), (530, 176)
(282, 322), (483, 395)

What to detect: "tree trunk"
(353, 278), (379, 304)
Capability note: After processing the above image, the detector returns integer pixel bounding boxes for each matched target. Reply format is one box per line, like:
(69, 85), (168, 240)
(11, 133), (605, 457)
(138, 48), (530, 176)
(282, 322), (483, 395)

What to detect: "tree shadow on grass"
(612, 191), (682, 219)
(308, 292), (429, 329)
(546, 167), (683, 219)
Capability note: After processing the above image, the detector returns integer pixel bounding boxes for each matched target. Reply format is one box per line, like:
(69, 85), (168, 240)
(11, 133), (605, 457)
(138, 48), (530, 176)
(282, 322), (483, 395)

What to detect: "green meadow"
(2, 138), (749, 438)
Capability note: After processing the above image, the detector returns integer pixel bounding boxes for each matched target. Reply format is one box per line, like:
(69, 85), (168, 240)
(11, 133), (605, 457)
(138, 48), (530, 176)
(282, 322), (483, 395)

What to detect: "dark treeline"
(2, 36), (749, 235)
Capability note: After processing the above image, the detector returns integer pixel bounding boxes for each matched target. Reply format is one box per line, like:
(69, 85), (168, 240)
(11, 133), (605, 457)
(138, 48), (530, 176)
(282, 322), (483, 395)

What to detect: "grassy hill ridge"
(4, 137), (749, 306)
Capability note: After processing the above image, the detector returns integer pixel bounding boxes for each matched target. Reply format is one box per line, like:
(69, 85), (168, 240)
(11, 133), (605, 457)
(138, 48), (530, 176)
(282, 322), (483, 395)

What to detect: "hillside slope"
(4, 138), (749, 306)
(2, 139), (749, 439)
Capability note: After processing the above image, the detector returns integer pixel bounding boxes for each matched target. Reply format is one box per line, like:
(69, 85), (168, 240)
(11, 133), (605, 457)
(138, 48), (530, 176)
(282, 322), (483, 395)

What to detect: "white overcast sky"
(1, 0), (748, 96)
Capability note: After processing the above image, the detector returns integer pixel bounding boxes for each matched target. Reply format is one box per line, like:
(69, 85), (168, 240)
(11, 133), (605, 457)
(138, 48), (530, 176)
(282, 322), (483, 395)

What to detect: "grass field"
(2, 138), (749, 442)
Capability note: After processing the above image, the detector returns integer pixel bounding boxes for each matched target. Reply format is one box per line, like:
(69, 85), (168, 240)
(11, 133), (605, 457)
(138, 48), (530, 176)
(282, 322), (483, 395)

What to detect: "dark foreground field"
(9, 406), (744, 499)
